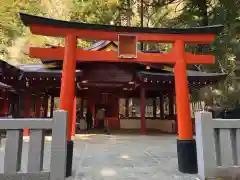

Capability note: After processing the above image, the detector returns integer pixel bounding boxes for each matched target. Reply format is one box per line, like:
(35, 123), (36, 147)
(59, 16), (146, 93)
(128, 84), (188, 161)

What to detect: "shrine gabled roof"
(20, 13), (223, 35)
(0, 82), (12, 90)
(16, 62), (226, 82)
(138, 70), (226, 92)
(17, 64), (82, 75)
(0, 82), (17, 95)
(137, 70), (226, 81)
(84, 41), (117, 51)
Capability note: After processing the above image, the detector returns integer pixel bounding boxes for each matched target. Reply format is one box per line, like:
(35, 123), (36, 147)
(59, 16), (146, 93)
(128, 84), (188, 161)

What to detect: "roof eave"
(19, 12), (224, 35)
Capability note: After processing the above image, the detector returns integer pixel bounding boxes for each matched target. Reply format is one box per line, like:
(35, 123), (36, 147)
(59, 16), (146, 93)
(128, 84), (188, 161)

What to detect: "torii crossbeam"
(19, 12), (223, 176)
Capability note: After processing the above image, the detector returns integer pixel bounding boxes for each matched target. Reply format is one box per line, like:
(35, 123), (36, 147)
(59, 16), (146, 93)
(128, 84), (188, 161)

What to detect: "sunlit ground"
(0, 134), (201, 180)
(69, 135), (200, 180)
(21, 133), (98, 142)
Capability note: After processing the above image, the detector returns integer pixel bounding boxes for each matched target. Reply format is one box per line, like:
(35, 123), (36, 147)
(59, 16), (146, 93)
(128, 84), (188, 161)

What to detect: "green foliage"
(71, 0), (119, 24)
(194, 0), (240, 109)
(0, 0), (45, 64)
(0, 0), (240, 109)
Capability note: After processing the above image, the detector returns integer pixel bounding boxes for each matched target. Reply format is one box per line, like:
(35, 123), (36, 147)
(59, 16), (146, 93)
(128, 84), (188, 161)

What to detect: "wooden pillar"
(44, 95), (49, 117)
(71, 97), (77, 136)
(24, 95), (31, 136)
(125, 98), (129, 118)
(90, 101), (95, 127)
(168, 93), (174, 116)
(90, 100), (95, 118)
(24, 96), (31, 116)
(50, 95), (54, 118)
(80, 98), (84, 117)
(153, 98), (156, 118)
(1, 92), (9, 116)
(140, 87), (146, 135)
(59, 34), (77, 177)
(174, 40), (197, 174)
(16, 95), (21, 118)
(35, 94), (41, 118)
(160, 94), (164, 119)
(59, 34), (77, 140)
(174, 40), (192, 140)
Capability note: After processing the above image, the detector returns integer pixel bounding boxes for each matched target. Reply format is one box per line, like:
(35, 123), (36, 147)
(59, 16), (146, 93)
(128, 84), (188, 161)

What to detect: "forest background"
(0, 0), (240, 110)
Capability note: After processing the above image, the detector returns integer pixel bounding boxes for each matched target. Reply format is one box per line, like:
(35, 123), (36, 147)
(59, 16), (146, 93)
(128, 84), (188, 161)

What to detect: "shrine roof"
(84, 41), (117, 50)
(0, 59), (226, 93)
(137, 70), (226, 81)
(15, 62), (226, 81)
(0, 82), (17, 96)
(20, 13), (223, 35)
(0, 82), (12, 90)
(17, 64), (82, 75)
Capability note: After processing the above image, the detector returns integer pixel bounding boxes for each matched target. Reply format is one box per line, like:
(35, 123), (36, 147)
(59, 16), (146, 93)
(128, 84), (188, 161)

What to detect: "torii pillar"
(174, 40), (196, 173)
(71, 97), (77, 137)
(59, 34), (77, 177)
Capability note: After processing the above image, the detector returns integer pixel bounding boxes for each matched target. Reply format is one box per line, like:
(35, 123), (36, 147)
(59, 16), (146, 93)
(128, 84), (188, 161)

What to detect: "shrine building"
(0, 40), (225, 134)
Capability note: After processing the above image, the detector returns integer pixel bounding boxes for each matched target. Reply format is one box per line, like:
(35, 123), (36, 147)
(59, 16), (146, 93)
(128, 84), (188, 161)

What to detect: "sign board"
(118, 34), (137, 59)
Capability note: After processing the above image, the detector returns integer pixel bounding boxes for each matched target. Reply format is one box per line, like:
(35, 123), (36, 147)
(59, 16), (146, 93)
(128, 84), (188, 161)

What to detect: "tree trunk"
(191, 0), (209, 72)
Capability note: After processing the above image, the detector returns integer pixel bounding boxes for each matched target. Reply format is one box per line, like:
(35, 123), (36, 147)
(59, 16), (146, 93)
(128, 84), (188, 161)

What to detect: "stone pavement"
(0, 134), (201, 180)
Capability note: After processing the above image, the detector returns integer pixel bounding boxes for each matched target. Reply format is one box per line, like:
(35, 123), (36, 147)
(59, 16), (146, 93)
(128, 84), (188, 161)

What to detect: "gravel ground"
(0, 134), (203, 180)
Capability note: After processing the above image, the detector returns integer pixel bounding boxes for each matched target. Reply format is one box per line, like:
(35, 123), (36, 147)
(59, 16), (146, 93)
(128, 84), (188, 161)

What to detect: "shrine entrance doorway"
(93, 93), (120, 130)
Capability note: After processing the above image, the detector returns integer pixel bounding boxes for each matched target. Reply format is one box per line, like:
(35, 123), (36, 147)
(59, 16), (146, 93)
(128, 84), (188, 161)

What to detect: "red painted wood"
(168, 93), (174, 116)
(24, 95), (31, 136)
(24, 20), (216, 138)
(44, 96), (49, 117)
(140, 87), (146, 135)
(174, 40), (193, 140)
(0, 92), (9, 116)
(35, 94), (41, 118)
(80, 98), (84, 117)
(118, 34), (137, 58)
(90, 102), (96, 127)
(153, 98), (156, 118)
(71, 97), (76, 136)
(59, 34), (77, 140)
(50, 95), (54, 118)
(160, 94), (164, 119)
(29, 47), (214, 64)
(125, 98), (129, 118)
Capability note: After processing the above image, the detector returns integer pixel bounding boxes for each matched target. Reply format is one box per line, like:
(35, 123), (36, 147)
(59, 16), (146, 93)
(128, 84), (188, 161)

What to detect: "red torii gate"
(20, 12), (223, 176)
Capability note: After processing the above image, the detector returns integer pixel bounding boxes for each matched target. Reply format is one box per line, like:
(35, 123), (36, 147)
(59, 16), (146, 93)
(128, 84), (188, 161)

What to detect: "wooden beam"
(30, 25), (216, 44)
(185, 52), (214, 64)
(29, 47), (214, 64)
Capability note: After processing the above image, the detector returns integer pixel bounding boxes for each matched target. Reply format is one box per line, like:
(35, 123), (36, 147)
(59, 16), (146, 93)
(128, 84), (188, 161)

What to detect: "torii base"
(66, 140), (74, 177)
(177, 139), (198, 174)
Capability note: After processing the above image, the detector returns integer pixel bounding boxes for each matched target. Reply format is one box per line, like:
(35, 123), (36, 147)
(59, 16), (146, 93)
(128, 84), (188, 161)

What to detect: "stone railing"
(0, 110), (68, 180)
(195, 112), (240, 179)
